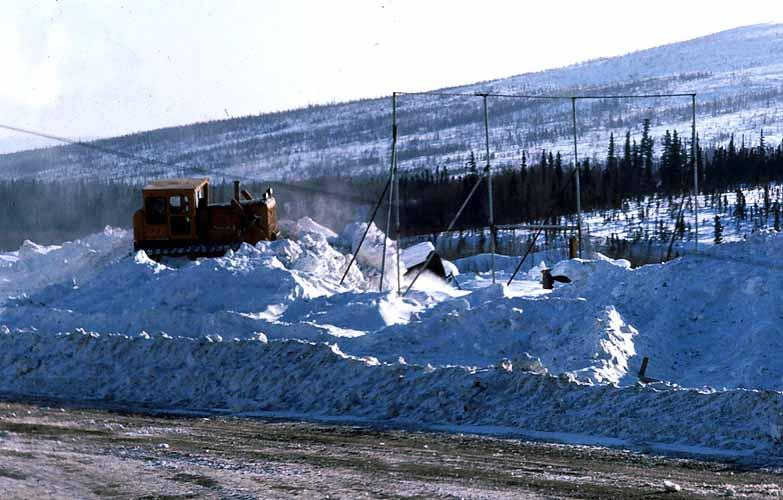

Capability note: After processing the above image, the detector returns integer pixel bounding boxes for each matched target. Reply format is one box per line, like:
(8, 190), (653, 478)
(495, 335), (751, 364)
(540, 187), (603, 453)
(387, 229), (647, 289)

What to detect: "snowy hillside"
(3, 219), (783, 460)
(1, 24), (782, 182)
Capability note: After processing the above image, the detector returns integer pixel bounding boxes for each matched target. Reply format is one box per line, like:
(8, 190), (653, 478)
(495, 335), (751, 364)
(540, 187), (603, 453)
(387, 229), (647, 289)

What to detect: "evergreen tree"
(640, 118), (654, 174)
(735, 189), (747, 219)
(468, 151), (477, 174)
(714, 215), (723, 244)
(607, 133), (618, 170)
(661, 130), (673, 189)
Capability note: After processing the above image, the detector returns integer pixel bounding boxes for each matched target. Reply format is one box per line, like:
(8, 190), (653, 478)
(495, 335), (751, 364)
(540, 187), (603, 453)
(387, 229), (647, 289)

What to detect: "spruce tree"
(468, 151), (477, 174)
(607, 133), (618, 170)
(714, 215), (723, 244)
(641, 118), (654, 174)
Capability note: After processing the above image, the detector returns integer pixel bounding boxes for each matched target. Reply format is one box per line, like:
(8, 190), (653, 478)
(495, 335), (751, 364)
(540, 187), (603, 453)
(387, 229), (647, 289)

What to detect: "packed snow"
(2, 218), (783, 460)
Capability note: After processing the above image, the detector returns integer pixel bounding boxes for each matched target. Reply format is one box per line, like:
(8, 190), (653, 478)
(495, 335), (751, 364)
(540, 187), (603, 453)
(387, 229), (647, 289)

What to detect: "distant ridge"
(1, 23), (782, 183)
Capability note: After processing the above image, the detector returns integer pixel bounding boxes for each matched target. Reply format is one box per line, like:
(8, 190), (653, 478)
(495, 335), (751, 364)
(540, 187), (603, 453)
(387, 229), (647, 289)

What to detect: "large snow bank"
(0, 227), (129, 305)
(4, 221), (783, 458)
(0, 227), (373, 340)
(1, 328), (782, 458)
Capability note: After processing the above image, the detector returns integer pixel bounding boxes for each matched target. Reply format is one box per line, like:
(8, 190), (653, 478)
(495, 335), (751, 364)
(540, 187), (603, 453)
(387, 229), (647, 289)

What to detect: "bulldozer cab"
(139, 178), (208, 241)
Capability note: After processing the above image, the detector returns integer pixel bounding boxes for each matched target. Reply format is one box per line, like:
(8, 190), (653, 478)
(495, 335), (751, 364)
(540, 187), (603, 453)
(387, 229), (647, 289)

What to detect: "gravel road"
(0, 400), (781, 499)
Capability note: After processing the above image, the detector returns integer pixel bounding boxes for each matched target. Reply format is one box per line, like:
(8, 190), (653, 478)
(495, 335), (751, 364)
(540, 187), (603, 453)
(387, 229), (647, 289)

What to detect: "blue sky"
(1, 0), (781, 150)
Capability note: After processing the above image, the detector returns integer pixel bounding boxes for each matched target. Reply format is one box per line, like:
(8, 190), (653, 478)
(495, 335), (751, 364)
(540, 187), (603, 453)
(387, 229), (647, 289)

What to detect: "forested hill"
(1, 24), (782, 183)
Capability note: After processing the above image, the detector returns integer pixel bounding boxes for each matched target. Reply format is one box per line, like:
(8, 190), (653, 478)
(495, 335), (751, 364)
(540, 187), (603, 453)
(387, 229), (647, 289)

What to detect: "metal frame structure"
(337, 90), (700, 295)
(2, 90), (700, 293)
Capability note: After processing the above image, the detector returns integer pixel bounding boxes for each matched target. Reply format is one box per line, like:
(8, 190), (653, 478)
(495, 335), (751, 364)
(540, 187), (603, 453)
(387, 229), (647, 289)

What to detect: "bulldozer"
(133, 178), (278, 258)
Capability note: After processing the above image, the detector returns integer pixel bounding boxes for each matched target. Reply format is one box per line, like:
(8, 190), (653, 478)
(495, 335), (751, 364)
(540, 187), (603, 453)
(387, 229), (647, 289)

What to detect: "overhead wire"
(0, 123), (380, 205)
(393, 90), (696, 100)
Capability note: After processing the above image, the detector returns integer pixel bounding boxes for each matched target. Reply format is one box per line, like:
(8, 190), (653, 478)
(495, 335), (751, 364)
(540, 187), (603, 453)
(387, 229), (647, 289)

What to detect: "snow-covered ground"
(428, 184), (783, 267)
(2, 218), (783, 460)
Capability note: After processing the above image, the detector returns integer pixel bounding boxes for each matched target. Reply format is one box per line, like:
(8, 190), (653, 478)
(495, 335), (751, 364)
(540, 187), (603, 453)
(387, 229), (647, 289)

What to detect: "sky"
(1, 0), (781, 151)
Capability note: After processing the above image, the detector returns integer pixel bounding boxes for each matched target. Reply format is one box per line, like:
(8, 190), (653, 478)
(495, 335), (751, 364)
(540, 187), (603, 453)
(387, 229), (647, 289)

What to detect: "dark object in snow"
(638, 356), (658, 383)
(541, 268), (571, 289)
(569, 237), (578, 259)
(402, 242), (447, 279)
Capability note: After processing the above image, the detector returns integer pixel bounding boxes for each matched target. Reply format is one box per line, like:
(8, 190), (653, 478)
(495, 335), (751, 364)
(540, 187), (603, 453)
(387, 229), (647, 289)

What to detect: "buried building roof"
(401, 242), (436, 269)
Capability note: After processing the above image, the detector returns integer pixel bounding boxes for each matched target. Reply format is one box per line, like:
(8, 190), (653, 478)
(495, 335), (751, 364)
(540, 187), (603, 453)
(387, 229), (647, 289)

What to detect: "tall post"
(482, 94), (496, 284)
(692, 93), (699, 253)
(571, 97), (583, 257)
(393, 94), (401, 294)
(380, 94), (398, 292)
(381, 165), (394, 293)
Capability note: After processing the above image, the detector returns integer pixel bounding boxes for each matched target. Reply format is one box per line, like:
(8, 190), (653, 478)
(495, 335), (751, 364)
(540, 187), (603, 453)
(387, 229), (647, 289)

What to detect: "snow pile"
(0, 227), (129, 304)
(551, 257), (630, 283)
(4, 220), (783, 459)
(278, 216), (338, 241)
(347, 282), (639, 385)
(0, 232), (370, 340)
(1, 328), (782, 457)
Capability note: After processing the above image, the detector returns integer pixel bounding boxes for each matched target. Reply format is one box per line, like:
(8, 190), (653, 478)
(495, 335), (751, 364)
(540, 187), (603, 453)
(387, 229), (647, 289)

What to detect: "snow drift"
(3, 220), (783, 459)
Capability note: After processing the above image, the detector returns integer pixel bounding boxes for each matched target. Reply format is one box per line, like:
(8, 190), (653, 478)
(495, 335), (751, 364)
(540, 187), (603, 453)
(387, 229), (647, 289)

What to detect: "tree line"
(397, 121), (783, 236)
(0, 177), (375, 250)
(1, 123), (782, 251)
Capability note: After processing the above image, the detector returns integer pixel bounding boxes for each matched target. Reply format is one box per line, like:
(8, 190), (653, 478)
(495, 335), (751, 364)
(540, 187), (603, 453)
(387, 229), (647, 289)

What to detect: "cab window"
(169, 195), (190, 214)
(144, 197), (167, 225)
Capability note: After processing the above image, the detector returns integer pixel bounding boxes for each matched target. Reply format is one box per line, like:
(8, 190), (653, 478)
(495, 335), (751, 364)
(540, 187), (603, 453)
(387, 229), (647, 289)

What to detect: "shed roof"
(143, 178), (209, 191)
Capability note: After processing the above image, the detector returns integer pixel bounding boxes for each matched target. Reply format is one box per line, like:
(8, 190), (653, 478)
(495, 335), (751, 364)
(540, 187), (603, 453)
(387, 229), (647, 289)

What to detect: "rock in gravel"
(663, 480), (682, 492)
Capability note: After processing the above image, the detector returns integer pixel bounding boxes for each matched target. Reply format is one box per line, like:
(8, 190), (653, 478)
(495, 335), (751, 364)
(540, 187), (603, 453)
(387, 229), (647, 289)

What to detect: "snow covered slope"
(3, 219), (783, 459)
(1, 24), (782, 182)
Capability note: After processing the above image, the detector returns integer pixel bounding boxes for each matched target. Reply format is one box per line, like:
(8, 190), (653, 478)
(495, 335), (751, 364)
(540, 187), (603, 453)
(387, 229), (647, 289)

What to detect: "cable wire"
(0, 123), (379, 205)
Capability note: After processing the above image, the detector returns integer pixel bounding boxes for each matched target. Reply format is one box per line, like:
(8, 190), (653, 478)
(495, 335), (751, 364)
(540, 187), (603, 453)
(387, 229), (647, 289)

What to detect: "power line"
(393, 90), (696, 101)
(0, 123), (379, 205)
(0, 123), (178, 170)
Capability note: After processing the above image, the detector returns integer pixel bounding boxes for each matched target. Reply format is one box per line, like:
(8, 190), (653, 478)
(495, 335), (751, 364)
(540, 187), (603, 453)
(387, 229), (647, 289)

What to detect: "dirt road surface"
(0, 400), (781, 499)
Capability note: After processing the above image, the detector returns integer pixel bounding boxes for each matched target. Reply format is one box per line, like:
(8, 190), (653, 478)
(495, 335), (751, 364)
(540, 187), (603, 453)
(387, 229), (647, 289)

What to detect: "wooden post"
(481, 94), (496, 284)
(692, 94), (699, 253)
(571, 98), (583, 258)
(393, 94), (401, 294)
(569, 237), (578, 259)
(638, 356), (650, 380)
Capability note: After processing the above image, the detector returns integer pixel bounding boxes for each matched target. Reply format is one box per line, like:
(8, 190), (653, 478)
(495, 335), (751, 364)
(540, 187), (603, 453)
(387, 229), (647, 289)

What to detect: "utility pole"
(692, 93), (699, 253)
(571, 97), (583, 257)
(481, 93), (496, 283)
(394, 95), (401, 294)
(380, 93), (398, 292)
